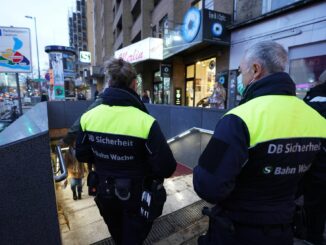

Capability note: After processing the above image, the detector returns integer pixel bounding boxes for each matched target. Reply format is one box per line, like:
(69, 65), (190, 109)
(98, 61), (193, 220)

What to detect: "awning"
(114, 37), (163, 64)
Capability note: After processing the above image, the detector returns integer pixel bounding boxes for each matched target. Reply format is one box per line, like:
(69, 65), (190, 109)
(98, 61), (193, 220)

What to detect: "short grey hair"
(104, 57), (137, 88)
(243, 41), (288, 74)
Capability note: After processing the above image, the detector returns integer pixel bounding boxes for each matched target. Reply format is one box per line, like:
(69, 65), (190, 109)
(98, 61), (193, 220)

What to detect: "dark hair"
(104, 58), (137, 88)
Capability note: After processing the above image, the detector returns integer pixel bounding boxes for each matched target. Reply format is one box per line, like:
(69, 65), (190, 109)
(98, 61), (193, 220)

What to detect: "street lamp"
(25, 15), (41, 80)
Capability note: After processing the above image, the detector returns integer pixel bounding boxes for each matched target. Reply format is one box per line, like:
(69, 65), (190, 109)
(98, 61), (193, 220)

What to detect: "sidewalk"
(57, 174), (200, 245)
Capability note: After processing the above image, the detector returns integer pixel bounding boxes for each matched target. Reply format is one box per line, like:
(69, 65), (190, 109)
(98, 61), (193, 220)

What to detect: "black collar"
(240, 72), (296, 105)
(102, 87), (149, 113)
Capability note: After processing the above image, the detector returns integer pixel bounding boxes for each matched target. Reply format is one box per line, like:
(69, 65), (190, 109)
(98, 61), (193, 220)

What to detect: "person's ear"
(252, 63), (263, 79)
(130, 79), (137, 91)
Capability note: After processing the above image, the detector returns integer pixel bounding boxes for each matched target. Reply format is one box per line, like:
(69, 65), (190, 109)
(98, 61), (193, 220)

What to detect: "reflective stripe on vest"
(226, 95), (326, 147)
(80, 105), (155, 139)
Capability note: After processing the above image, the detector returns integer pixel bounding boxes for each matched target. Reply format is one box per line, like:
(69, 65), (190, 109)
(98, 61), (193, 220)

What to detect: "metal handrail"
(54, 145), (68, 182)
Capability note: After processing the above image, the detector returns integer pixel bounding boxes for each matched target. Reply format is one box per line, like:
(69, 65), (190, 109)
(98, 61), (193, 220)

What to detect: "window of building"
(154, 0), (161, 7)
(290, 55), (326, 99)
(131, 0), (141, 22)
(153, 70), (171, 104)
(262, 0), (300, 14)
(77, 0), (81, 11)
(159, 15), (168, 38)
(131, 31), (141, 44)
(185, 58), (217, 107)
(117, 17), (122, 36)
(289, 42), (326, 99)
(152, 25), (157, 37)
(205, 0), (214, 10)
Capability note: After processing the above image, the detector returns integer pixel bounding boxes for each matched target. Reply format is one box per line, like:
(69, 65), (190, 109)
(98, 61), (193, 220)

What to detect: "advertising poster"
(49, 52), (65, 100)
(0, 26), (32, 73)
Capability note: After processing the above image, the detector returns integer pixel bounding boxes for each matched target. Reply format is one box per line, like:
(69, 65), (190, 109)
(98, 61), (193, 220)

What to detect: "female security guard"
(75, 58), (176, 245)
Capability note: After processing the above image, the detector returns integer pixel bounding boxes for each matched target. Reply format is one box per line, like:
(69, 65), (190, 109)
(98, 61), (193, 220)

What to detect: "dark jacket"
(303, 82), (326, 183)
(193, 72), (326, 225)
(75, 87), (176, 187)
(304, 82), (326, 118)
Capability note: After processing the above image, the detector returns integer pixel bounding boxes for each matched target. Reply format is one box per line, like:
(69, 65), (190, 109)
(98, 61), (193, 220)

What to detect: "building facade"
(88, 0), (325, 108)
(228, 0), (326, 107)
(89, 0), (233, 107)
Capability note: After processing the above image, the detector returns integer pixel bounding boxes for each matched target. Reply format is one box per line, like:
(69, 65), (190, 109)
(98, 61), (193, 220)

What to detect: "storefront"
(162, 7), (231, 108)
(229, 1), (326, 103)
(115, 37), (164, 103)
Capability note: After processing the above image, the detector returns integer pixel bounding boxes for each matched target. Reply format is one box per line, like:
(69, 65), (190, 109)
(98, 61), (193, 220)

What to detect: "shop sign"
(202, 9), (231, 43)
(115, 38), (163, 64)
(163, 8), (230, 59)
(80, 51), (91, 63)
(161, 64), (172, 77)
(0, 26), (32, 73)
(175, 88), (182, 105)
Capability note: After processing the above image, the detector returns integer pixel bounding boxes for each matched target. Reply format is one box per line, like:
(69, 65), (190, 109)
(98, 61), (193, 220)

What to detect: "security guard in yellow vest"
(193, 41), (326, 245)
(76, 58), (176, 245)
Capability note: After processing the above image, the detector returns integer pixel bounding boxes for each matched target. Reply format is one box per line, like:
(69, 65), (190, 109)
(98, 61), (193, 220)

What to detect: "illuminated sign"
(80, 51), (91, 63)
(114, 38), (163, 63)
(175, 88), (182, 105)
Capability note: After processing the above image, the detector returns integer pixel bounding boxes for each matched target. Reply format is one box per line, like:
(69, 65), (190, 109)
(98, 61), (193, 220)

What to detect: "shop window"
(186, 65), (195, 78)
(185, 58), (217, 107)
(194, 58), (216, 107)
(289, 54), (326, 99)
(153, 70), (170, 104)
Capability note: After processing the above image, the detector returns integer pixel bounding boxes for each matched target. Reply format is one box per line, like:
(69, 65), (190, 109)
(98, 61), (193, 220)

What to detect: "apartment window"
(152, 25), (157, 37)
(154, 0), (161, 7)
(117, 17), (122, 36)
(131, 0), (141, 22)
(159, 15), (168, 38)
(262, 0), (300, 14)
(77, 0), (81, 11)
(132, 31), (141, 44)
(205, 0), (214, 10)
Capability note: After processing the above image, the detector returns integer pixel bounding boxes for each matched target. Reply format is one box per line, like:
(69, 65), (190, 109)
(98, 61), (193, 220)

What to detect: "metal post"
(33, 17), (41, 80)
(25, 16), (41, 80)
(15, 73), (23, 116)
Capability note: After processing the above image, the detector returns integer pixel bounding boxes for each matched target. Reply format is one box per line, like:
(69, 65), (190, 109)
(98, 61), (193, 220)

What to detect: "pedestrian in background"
(193, 41), (326, 245)
(76, 58), (176, 244)
(141, 90), (151, 103)
(65, 140), (85, 200)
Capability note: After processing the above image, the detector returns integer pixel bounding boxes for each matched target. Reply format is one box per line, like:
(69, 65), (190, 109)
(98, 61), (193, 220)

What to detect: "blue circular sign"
(182, 7), (201, 43)
(219, 76), (225, 84)
(211, 22), (223, 37)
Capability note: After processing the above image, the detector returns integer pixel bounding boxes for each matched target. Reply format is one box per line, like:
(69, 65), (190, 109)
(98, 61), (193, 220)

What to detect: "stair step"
(91, 200), (210, 245)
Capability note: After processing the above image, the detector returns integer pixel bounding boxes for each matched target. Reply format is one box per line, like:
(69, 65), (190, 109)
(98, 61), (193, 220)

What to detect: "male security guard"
(75, 58), (176, 245)
(193, 41), (326, 245)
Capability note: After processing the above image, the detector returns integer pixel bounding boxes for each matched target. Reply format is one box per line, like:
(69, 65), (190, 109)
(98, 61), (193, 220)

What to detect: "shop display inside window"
(289, 55), (326, 99)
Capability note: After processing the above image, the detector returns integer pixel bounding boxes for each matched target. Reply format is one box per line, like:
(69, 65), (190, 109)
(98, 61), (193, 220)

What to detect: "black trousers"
(198, 216), (293, 245)
(95, 194), (153, 245)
